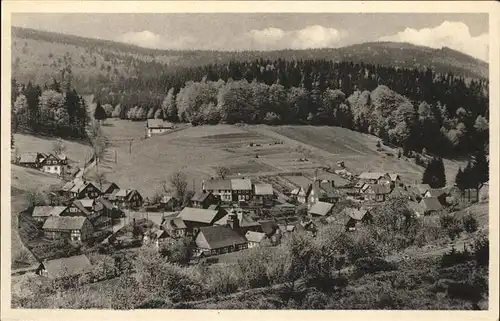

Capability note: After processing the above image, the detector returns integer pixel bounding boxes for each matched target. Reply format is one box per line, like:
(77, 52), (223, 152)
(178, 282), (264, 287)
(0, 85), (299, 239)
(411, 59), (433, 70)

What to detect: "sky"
(12, 13), (489, 61)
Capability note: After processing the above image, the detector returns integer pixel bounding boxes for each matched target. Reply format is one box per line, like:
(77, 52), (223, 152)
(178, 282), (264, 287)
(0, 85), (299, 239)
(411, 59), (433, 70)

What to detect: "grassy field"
(90, 121), (467, 198)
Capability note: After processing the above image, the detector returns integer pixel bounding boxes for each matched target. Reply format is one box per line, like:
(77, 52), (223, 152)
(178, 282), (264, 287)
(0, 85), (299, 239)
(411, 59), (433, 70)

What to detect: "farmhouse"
(389, 173), (402, 188)
(191, 191), (218, 209)
(146, 119), (174, 138)
(100, 182), (120, 196)
(305, 180), (340, 206)
(32, 206), (68, 222)
(37, 254), (93, 279)
(308, 201), (335, 218)
(358, 172), (391, 185)
(424, 188), (447, 205)
(419, 197), (443, 215)
(194, 225), (248, 256)
(341, 207), (373, 231)
(66, 200), (92, 217)
(245, 231), (268, 248)
(364, 184), (391, 202)
(42, 216), (93, 242)
(159, 195), (179, 211)
(178, 207), (226, 233)
(202, 179), (232, 202)
(214, 209), (261, 233)
(253, 183), (275, 206)
(231, 178), (253, 202)
(107, 189), (143, 209)
(18, 152), (46, 168)
(39, 153), (65, 176)
(162, 217), (187, 239)
(97, 197), (123, 218)
(60, 179), (101, 199)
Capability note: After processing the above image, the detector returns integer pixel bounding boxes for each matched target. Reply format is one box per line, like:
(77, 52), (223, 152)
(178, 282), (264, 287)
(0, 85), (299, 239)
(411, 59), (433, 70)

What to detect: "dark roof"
(215, 210), (260, 228)
(178, 207), (220, 224)
(420, 197), (443, 211)
(259, 220), (279, 236)
(71, 200), (91, 216)
(191, 191), (212, 202)
(32, 206), (67, 218)
(196, 226), (247, 249)
(309, 201), (334, 216)
(43, 216), (88, 230)
(426, 188), (446, 197)
(416, 184), (432, 195)
(203, 179), (232, 191)
(42, 254), (93, 279)
(101, 182), (119, 193)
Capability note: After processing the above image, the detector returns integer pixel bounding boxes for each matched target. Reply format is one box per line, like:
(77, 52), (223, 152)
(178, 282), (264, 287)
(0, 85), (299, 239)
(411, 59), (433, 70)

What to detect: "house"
(39, 153), (65, 176)
(253, 183), (275, 206)
(18, 152), (45, 168)
(291, 187), (307, 204)
(258, 220), (282, 245)
(191, 191), (218, 209)
(358, 172), (391, 185)
(66, 200), (93, 218)
(146, 119), (174, 138)
(308, 201), (335, 218)
(194, 225), (248, 256)
(177, 207), (226, 233)
(97, 197), (123, 218)
(389, 174), (402, 188)
(37, 254), (93, 279)
(160, 195), (179, 211)
(245, 231), (268, 248)
(305, 180), (340, 206)
(202, 179), (232, 203)
(424, 188), (447, 205)
(32, 206), (68, 222)
(231, 178), (253, 202)
(416, 184), (432, 196)
(42, 216), (93, 242)
(214, 208), (262, 233)
(419, 197), (443, 215)
(60, 179), (101, 200)
(162, 217), (187, 239)
(100, 182), (120, 196)
(341, 207), (373, 231)
(108, 189), (143, 209)
(364, 184), (391, 202)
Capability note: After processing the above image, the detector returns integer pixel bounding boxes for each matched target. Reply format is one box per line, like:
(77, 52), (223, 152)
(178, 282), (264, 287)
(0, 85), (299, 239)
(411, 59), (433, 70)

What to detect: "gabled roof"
(101, 182), (119, 194)
(163, 217), (187, 230)
(40, 153), (63, 166)
(214, 210), (260, 228)
(308, 180), (339, 199)
(342, 207), (369, 221)
(98, 198), (116, 210)
(79, 198), (95, 208)
(253, 183), (273, 196)
(203, 179), (232, 191)
(191, 191), (212, 202)
(71, 200), (91, 216)
(19, 152), (38, 164)
(420, 197), (443, 211)
(43, 216), (88, 230)
(196, 226), (247, 249)
(245, 231), (267, 243)
(161, 195), (176, 204)
(366, 184), (391, 194)
(426, 188), (446, 197)
(42, 254), (93, 279)
(308, 201), (335, 216)
(389, 173), (400, 181)
(147, 119), (171, 129)
(32, 206), (67, 218)
(231, 178), (252, 191)
(178, 207), (220, 224)
(416, 184), (432, 195)
(359, 172), (387, 180)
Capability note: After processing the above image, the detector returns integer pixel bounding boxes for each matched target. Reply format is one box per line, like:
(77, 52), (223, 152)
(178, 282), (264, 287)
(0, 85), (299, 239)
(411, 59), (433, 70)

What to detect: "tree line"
(11, 77), (89, 139)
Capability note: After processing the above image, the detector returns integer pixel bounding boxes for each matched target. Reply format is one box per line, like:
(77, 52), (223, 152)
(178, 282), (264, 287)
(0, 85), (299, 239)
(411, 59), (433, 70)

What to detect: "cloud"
(246, 25), (347, 50)
(379, 21), (489, 62)
(118, 30), (162, 48)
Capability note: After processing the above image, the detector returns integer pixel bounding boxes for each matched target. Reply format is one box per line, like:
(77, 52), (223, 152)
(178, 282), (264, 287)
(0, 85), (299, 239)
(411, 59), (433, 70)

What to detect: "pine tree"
(435, 157), (446, 188)
(455, 167), (464, 190)
(473, 145), (489, 185)
(94, 101), (107, 121)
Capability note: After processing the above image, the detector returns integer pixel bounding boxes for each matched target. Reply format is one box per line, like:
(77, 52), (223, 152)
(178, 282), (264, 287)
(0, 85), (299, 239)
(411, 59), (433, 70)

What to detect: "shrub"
(440, 214), (463, 241)
(462, 213), (479, 233)
(301, 288), (329, 309)
(472, 233), (489, 267)
(354, 257), (398, 276)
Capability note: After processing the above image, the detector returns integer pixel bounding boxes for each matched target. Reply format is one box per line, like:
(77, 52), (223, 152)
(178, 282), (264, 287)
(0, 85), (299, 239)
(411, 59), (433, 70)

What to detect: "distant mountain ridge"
(11, 26), (488, 92)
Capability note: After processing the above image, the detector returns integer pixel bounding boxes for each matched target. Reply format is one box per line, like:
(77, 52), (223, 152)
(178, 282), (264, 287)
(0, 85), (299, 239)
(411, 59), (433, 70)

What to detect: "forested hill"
(12, 26), (487, 95)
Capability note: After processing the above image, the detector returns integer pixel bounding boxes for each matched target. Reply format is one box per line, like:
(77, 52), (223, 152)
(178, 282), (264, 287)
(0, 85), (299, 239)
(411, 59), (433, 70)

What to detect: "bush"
(472, 233), (489, 267)
(354, 257), (398, 276)
(440, 248), (473, 268)
(462, 213), (479, 233)
(301, 288), (329, 309)
(440, 214), (463, 241)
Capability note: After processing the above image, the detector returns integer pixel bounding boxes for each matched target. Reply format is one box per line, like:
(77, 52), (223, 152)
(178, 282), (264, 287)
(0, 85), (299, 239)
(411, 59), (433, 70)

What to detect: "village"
(11, 119), (489, 281)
